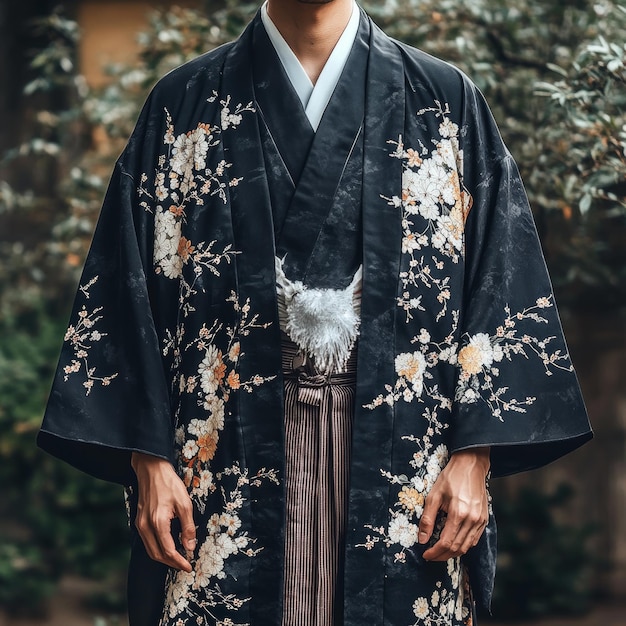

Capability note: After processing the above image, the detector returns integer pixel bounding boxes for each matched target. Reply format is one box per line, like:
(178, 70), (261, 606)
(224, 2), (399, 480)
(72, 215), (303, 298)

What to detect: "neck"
(266, 0), (353, 83)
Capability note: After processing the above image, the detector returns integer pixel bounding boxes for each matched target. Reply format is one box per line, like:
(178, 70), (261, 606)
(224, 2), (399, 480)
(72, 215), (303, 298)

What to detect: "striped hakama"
(281, 335), (357, 626)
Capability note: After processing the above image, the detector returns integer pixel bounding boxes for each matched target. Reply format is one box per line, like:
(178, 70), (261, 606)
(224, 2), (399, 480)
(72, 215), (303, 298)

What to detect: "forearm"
(450, 446), (491, 474)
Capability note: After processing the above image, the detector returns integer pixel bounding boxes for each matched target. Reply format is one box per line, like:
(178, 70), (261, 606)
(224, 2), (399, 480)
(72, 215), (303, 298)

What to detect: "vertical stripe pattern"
(281, 335), (357, 626)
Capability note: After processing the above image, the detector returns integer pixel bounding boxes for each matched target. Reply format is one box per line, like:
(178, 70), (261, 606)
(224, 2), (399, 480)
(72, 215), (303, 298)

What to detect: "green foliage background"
(1, 0), (623, 618)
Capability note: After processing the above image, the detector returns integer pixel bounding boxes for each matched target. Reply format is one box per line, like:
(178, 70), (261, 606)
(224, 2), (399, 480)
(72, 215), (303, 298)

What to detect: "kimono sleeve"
(449, 77), (592, 477)
(37, 95), (175, 486)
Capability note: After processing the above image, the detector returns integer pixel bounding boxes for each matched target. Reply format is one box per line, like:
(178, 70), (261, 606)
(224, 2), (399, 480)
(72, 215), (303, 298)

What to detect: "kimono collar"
(260, 0), (360, 130)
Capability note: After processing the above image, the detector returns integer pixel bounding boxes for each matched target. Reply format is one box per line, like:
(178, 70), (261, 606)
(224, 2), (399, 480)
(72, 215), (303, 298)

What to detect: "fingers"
(136, 506), (193, 572)
(177, 494), (197, 559)
(133, 466), (196, 572)
(423, 506), (488, 562)
(154, 513), (193, 572)
(422, 513), (463, 561)
(135, 507), (163, 563)
(418, 489), (442, 546)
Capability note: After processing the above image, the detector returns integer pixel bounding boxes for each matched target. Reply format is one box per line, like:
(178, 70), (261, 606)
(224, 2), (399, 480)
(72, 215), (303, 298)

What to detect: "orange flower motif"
(197, 432), (218, 462)
(177, 236), (195, 260)
(406, 148), (423, 167)
(398, 486), (425, 512)
(449, 173), (463, 205)
(458, 345), (483, 375)
(183, 470), (193, 487)
(213, 355), (227, 385)
(169, 205), (185, 217)
(228, 342), (241, 362)
(445, 208), (464, 239)
(402, 188), (417, 208)
(227, 370), (240, 390)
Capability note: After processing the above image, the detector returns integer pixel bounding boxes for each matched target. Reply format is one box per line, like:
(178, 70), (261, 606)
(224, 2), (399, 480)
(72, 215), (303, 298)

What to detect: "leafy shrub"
(0, 307), (129, 615)
(490, 484), (597, 619)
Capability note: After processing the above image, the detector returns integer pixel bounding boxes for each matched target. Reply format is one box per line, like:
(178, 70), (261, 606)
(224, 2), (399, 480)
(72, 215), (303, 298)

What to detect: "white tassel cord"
(275, 257), (362, 374)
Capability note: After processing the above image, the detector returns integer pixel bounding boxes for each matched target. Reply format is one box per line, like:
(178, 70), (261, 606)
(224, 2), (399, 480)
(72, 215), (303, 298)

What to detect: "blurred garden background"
(0, 0), (624, 624)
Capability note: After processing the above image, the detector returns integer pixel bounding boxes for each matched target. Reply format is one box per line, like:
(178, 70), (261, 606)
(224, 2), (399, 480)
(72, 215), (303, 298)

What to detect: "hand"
(419, 447), (490, 562)
(131, 452), (196, 572)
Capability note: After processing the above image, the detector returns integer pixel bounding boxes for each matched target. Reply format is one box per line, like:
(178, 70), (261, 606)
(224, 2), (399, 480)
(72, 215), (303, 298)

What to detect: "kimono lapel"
(251, 20), (314, 241)
(276, 13), (370, 281)
(343, 19), (404, 626)
(252, 19), (315, 186)
(219, 16), (285, 625)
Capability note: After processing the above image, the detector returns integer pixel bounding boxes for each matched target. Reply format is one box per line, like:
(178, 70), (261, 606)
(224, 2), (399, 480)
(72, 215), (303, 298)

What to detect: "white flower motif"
(412, 451), (425, 468)
(166, 570), (195, 618)
(170, 135), (193, 178)
(433, 443), (448, 468)
(413, 597), (429, 619)
(207, 513), (221, 535)
(170, 127), (209, 176)
(154, 209), (183, 278)
(463, 388), (479, 402)
(439, 118), (459, 138)
(469, 333), (496, 368)
(421, 158), (449, 187)
(395, 351), (427, 396)
(441, 177), (457, 206)
(457, 332), (502, 377)
(198, 346), (220, 395)
(411, 475), (427, 492)
(220, 107), (242, 130)
(432, 228), (447, 252)
(204, 396), (225, 432)
(193, 469), (213, 498)
(188, 418), (211, 437)
(215, 532), (237, 558)
(220, 513), (242, 536)
(161, 253), (183, 279)
(451, 567), (460, 588)
(182, 440), (198, 460)
(437, 138), (457, 165)
(455, 597), (464, 620)
(402, 233), (421, 254)
(420, 201), (441, 221)
(174, 426), (186, 446)
(438, 346), (458, 364)
(438, 214), (464, 251)
(196, 537), (225, 585)
(426, 455), (441, 479)
(447, 559), (456, 577)
(388, 513), (419, 548)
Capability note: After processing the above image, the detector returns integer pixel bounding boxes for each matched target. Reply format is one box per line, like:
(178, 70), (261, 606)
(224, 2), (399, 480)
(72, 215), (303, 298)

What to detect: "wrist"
(131, 451), (170, 473)
(451, 446), (491, 475)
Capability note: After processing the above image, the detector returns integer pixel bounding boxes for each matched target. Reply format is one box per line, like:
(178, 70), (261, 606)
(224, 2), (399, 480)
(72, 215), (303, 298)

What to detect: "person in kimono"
(38, 0), (592, 625)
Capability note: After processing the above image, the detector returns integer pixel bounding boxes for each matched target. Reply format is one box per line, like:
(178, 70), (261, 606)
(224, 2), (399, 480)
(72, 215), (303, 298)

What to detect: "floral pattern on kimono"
(38, 10), (591, 626)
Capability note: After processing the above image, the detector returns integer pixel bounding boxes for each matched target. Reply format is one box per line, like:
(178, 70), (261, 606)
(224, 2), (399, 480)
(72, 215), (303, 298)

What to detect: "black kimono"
(38, 8), (592, 626)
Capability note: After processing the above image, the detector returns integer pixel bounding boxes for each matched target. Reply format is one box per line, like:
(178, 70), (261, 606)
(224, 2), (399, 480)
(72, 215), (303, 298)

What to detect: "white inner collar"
(261, 1), (360, 131)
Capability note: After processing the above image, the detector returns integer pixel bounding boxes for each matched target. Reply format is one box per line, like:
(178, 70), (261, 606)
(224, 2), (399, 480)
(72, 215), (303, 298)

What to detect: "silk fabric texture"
(39, 8), (592, 626)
